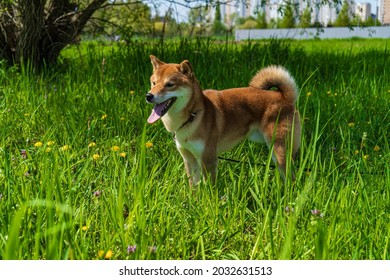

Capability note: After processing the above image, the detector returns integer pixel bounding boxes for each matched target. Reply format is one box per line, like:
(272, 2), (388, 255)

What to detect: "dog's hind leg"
(263, 127), (292, 181)
(271, 137), (298, 181)
(272, 140), (287, 179)
(273, 117), (300, 181)
(201, 151), (218, 184)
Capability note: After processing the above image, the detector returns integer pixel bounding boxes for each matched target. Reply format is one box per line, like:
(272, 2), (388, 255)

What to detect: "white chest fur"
(175, 137), (205, 158)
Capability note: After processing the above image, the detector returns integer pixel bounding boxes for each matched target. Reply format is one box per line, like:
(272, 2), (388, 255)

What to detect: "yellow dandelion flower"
(60, 145), (70, 151)
(24, 113), (30, 117)
(119, 152), (127, 158)
(47, 141), (55, 146)
(88, 142), (96, 148)
(306, 92), (312, 97)
(130, 90), (135, 95)
(348, 122), (355, 128)
(34, 141), (43, 147)
(111, 146), (120, 152)
(334, 93), (338, 96)
(45, 147), (52, 153)
(98, 250), (113, 259)
(81, 226), (88, 231)
(101, 114), (108, 120)
(327, 91), (331, 95)
(145, 141), (153, 148)
(120, 117), (125, 121)
(363, 154), (369, 160)
(354, 150), (359, 155)
(104, 250), (113, 259)
(92, 154), (100, 160)
(373, 145), (380, 152)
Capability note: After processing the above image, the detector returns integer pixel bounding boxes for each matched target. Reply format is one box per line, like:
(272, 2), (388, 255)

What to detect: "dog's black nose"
(146, 93), (154, 103)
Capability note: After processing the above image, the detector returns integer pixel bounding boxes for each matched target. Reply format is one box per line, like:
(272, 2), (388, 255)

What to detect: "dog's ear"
(179, 60), (194, 80)
(150, 55), (164, 71)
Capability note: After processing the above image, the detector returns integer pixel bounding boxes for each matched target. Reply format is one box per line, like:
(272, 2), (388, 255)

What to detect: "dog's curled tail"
(249, 65), (298, 103)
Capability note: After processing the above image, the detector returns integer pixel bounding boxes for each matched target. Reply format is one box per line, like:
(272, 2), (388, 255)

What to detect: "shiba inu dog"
(146, 55), (301, 186)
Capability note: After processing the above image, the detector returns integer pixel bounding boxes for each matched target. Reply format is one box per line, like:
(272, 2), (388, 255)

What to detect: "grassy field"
(0, 38), (389, 260)
(290, 38), (390, 53)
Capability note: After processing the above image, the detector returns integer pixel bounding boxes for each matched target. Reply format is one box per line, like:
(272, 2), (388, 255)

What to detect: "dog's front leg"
(178, 147), (201, 186)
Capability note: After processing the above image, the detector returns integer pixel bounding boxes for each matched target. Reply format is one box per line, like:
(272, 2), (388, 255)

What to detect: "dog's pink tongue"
(147, 103), (164, 124)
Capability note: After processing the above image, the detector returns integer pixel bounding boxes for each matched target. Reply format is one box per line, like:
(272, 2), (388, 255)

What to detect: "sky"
(146, 0), (197, 21)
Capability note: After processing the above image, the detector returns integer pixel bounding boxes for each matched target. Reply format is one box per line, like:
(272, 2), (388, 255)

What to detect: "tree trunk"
(17, 0), (46, 68)
(0, 0), (106, 70)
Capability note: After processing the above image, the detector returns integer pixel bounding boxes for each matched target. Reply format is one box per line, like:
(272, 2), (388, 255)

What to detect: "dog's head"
(146, 55), (195, 124)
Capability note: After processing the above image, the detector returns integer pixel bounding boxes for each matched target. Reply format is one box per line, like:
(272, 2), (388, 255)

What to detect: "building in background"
(379, 0), (390, 24)
(354, 2), (372, 20)
(313, 1), (339, 26)
(210, 0), (387, 27)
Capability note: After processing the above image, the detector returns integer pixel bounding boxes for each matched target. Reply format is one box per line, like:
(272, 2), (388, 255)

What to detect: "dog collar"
(178, 112), (197, 130)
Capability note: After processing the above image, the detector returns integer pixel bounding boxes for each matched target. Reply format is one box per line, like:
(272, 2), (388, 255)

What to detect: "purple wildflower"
(285, 206), (294, 213)
(127, 245), (136, 254)
(149, 245), (157, 253)
(329, 146), (337, 152)
(93, 190), (102, 197)
(311, 209), (324, 218)
(20, 149), (27, 159)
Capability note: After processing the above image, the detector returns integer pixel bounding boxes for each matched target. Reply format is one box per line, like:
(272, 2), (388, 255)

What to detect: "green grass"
(0, 38), (389, 260)
(289, 38), (390, 53)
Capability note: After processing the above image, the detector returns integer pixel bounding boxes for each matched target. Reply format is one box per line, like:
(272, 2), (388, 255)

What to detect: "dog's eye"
(166, 82), (174, 88)
(151, 81), (156, 86)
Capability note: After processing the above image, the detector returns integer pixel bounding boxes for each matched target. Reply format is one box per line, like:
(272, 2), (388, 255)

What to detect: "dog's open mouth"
(147, 97), (177, 123)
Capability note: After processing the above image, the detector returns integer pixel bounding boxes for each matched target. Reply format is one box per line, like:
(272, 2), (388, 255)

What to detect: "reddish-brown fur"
(147, 55), (301, 186)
